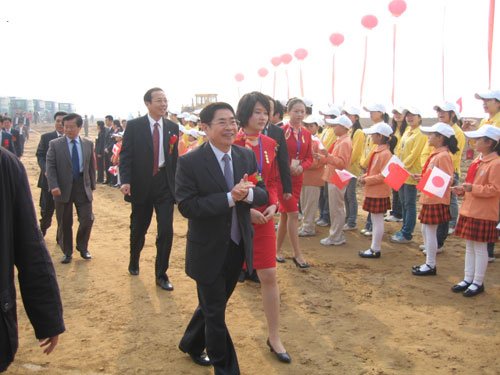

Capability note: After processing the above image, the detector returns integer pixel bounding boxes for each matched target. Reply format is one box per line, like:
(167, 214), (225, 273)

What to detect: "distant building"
(182, 93), (218, 113)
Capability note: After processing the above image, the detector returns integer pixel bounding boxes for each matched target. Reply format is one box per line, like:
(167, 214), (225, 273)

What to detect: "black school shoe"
(463, 283), (484, 297)
(451, 281), (471, 293)
(411, 264), (436, 276)
(358, 249), (381, 258)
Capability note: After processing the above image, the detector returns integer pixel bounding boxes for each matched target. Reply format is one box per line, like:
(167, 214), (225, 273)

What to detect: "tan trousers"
(300, 185), (321, 233)
(327, 183), (346, 243)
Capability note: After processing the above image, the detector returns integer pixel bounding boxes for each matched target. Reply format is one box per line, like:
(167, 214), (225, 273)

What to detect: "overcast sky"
(1, 0), (498, 118)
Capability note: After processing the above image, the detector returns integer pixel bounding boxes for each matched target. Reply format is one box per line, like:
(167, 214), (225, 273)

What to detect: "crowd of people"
(1, 87), (499, 375)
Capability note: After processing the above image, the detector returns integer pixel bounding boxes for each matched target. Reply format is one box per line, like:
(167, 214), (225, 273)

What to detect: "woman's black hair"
(442, 134), (459, 154)
(391, 116), (408, 136)
(236, 91), (270, 127)
(382, 113), (390, 123)
(97, 120), (105, 132)
(381, 135), (398, 154)
(350, 116), (362, 139)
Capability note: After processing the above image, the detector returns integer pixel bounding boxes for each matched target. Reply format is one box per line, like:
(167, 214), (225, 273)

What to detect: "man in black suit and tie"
(119, 88), (179, 291)
(46, 113), (96, 264)
(0, 118), (16, 155)
(36, 111), (67, 236)
(176, 102), (268, 374)
(1, 117), (22, 157)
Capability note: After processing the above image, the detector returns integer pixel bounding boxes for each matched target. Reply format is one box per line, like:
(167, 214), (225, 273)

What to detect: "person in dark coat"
(95, 121), (107, 183)
(0, 147), (65, 372)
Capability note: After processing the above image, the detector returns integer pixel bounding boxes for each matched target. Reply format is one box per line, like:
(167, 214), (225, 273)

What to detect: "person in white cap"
(391, 107), (427, 244)
(341, 106), (364, 231)
(316, 105), (341, 228)
(299, 115), (327, 237)
(319, 115), (353, 246)
(358, 122), (397, 258)
(474, 90), (500, 262)
(360, 104), (390, 237)
(423, 103), (465, 239)
(450, 125), (500, 295)
(384, 107), (408, 223)
(411, 123), (457, 276)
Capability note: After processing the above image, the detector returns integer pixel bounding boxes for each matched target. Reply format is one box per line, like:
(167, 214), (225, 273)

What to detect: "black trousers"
(129, 168), (174, 278)
(96, 155), (105, 183)
(179, 241), (244, 375)
(55, 177), (94, 256)
(39, 187), (55, 236)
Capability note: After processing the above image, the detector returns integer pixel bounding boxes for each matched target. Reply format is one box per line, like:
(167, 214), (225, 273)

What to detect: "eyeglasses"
(210, 119), (239, 128)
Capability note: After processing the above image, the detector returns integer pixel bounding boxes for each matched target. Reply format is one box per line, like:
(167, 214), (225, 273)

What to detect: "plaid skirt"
(418, 204), (451, 225)
(455, 215), (499, 243)
(363, 197), (391, 214)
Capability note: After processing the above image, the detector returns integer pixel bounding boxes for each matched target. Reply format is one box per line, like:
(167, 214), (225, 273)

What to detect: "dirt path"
(6, 125), (499, 375)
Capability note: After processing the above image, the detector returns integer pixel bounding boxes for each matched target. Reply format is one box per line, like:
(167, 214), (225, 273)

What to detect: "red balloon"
(294, 48), (308, 60)
(361, 15), (378, 29)
(271, 56), (281, 67)
(329, 33), (345, 47)
(389, 0), (407, 17)
(234, 73), (244, 82)
(280, 53), (293, 65)
(258, 67), (268, 78)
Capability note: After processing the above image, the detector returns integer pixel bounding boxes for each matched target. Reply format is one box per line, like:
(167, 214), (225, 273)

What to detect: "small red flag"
(416, 169), (433, 197)
(330, 169), (355, 189)
(456, 97), (463, 113)
(383, 163), (409, 191)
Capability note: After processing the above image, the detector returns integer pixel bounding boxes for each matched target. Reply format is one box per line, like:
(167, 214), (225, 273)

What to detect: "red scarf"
(421, 152), (438, 175)
(465, 158), (481, 184)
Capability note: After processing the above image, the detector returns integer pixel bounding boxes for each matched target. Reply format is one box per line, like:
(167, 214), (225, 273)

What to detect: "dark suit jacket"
(0, 148), (64, 371)
(8, 129), (23, 157)
(36, 130), (59, 189)
(120, 115), (179, 203)
(0, 131), (15, 155)
(264, 123), (292, 194)
(46, 136), (96, 203)
(175, 143), (268, 284)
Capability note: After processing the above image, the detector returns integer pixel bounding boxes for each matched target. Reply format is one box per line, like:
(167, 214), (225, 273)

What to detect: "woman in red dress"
(235, 92), (291, 363)
(276, 98), (313, 268)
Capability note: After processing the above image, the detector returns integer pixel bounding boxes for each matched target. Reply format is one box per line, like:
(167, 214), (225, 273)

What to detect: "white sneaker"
(298, 229), (315, 237)
(363, 231), (372, 237)
(384, 215), (400, 222)
(448, 227), (455, 235)
(320, 237), (346, 246)
(489, 257), (495, 263)
(419, 244), (426, 251)
(316, 219), (330, 227)
(360, 228), (367, 234)
(343, 224), (357, 231)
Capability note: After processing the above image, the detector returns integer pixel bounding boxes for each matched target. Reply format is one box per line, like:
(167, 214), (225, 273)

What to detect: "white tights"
(370, 213), (384, 252)
(421, 224), (438, 268)
(464, 240), (489, 285)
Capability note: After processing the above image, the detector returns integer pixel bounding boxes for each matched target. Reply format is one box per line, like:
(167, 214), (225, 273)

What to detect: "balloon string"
(360, 35), (368, 105)
(392, 23), (397, 106)
(488, 0), (495, 89)
(285, 69), (290, 99)
(332, 52), (336, 103)
(300, 65), (304, 97)
(273, 70), (276, 98)
(442, 2), (446, 101)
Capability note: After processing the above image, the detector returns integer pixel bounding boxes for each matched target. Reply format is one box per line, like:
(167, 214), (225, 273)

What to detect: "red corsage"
(247, 172), (263, 185)
(2, 139), (9, 148)
(169, 134), (178, 154)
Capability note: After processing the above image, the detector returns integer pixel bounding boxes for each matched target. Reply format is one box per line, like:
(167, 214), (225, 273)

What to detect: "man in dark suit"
(1, 117), (22, 157)
(0, 120), (16, 155)
(176, 102), (268, 374)
(103, 115), (114, 185)
(0, 147), (65, 372)
(36, 111), (67, 236)
(119, 88), (179, 291)
(46, 113), (96, 264)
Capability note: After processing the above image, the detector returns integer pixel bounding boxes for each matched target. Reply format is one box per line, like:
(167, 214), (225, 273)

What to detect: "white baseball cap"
(178, 124), (186, 133)
(433, 102), (461, 119)
(464, 125), (500, 142)
(475, 90), (500, 101)
(325, 114), (352, 128)
(187, 114), (199, 123)
(303, 115), (322, 125)
(302, 98), (313, 108)
(363, 104), (387, 113)
(111, 131), (124, 138)
(179, 112), (190, 119)
(420, 122), (455, 138)
(320, 105), (341, 117)
(363, 122), (393, 137)
(391, 106), (407, 115)
(187, 129), (200, 139)
(405, 106), (422, 116)
(169, 110), (180, 116)
(341, 106), (361, 116)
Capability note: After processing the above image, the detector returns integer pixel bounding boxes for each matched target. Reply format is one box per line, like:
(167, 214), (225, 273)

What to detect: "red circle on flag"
(432, 176), (445, 187)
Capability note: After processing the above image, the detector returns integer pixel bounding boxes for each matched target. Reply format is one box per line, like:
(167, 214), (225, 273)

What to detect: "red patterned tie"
(153, 123), (160, 176)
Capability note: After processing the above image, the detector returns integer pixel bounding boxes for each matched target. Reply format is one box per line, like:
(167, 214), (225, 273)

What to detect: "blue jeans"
(344, 178), (358, 227)
(364, 213), (372, 231)
(390, 189), (402, 219)
(398, 184), (417, 240)
(318, 184), (330, 223)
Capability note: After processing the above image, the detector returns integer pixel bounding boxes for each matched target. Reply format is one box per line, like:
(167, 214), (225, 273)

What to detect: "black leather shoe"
(246, 270), (260, 283)
(292, 257), (310, 269)
(179, 346), (211, 366)
(358, 249), (381, 258)
(61, 254), (72, 264)
(238, 270), (246, 283)
(411, 264), (436, 276)
(276, 256), (286, 263)
(79, 250), (92, 260)
(451, 281), (471, 293)
(156, 277), (174, 291)
(128, 267), (139, 276)
(266, 339), (291, 364)
(463, 283), (484, 297)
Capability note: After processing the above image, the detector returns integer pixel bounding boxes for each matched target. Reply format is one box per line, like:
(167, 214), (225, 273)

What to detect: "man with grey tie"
(46, 113), (96, 264)
(176, 102), (267, 374)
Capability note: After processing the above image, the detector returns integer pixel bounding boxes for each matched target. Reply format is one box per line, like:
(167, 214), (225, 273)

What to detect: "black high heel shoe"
(292, 257), (310, 269)
(266, 339), (291, 363)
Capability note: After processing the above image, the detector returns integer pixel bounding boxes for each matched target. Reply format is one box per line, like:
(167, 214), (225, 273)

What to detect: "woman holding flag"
(358, 122), (397, 258)
(276, 98), (313, 269)
(235, 91), (291, 362)
(411, 123), (457, 276)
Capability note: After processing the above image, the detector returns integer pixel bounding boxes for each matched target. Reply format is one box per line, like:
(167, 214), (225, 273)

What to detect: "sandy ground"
(6, 124), (500, 375)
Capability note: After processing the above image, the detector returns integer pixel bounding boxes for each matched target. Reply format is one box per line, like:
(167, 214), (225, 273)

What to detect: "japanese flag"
(330, 169), (356, 189)
(417, 167), (451, 198)
(381, 155), (405, 177)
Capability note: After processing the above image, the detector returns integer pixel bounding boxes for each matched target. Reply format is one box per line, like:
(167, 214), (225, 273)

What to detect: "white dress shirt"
(148, 115), (165, 168)
(208, 142), (254, 206)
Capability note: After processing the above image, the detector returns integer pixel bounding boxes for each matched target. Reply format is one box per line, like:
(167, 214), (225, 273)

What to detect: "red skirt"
(418, 204), (451, 225)
(252, 217), (277, 269)
(278, 176), (302, 213)
(362, 197), (391, 214)
(454, 215), (499, 243)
